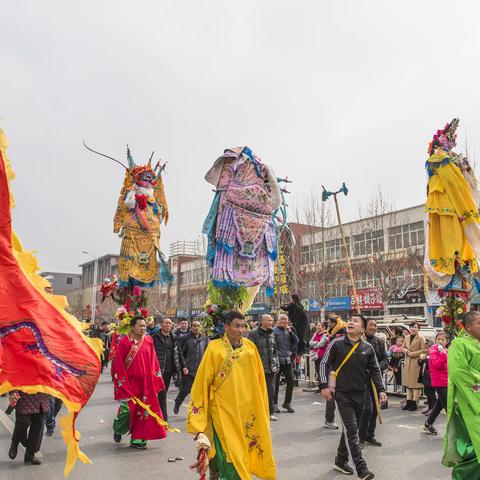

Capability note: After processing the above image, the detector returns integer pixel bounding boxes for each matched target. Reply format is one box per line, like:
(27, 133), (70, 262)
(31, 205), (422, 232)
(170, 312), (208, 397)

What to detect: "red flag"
(0, 129), (102, 476)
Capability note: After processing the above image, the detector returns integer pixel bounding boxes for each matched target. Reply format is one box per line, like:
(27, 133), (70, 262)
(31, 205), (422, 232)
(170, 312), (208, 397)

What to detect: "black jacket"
(248, 327), (280, 374)
(273, 326), (299, 364)
(319, 335), (385, 394)
(364, 334), (388, 372)
(281, 302), (308, 355)
(178, 332), (209, 377)
(152, 331), (180, 375)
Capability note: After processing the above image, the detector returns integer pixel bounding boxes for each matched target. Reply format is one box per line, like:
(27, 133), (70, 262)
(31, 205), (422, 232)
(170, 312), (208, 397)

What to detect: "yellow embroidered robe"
(425, 149), (479, 275)
(187, 336), (276, 480)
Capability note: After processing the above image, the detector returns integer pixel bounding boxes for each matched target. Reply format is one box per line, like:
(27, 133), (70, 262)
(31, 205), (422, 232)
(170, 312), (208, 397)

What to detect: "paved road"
(0, 374), (450, 480)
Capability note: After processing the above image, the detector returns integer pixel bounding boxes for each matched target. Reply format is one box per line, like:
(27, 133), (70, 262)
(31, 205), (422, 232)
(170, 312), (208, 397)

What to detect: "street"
(0, 375), (450, 480)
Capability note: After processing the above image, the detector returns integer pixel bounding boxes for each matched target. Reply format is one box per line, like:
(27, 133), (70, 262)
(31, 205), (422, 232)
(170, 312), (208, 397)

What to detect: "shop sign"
(247, 303), (271, 315)
(352, 287), (384, 310)
(325, 296), (351, 311)
(389, 288), (426, 305)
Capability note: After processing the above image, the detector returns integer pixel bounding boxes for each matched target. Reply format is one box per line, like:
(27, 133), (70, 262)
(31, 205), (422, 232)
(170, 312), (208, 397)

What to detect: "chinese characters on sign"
(352, 287), (384, 310)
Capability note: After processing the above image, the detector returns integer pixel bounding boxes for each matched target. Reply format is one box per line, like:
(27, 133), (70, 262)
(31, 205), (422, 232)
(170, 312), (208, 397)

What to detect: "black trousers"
(274, 363), (294, 405)
(12, 412), (45, 455)
(315, 359), (336, 423)
(158, 371), (172, 420)
(427, 386), (448, 426)
(335, 390), (369, 476)
(174, 375), (195, 408)
(102, 349), (110, 369)
(264, 372), (276, 414)
(358, 385), (376, 441)
(45, 397), (63, 430)
(424, 385), (437, 410)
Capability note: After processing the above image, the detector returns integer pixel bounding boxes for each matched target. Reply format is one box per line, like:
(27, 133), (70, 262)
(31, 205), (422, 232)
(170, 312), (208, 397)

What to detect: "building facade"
(40, 271), (81, 295)
(298, 204), (429, 322)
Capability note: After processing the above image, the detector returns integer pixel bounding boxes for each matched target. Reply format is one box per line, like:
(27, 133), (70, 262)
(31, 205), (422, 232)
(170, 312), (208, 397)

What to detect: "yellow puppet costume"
(111, 148), (170, 287)
(187, 336), (276, 480)
(424, 119), (480, 287)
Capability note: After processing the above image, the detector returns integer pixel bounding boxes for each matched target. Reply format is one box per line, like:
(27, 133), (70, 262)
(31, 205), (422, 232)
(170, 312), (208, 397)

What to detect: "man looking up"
(359, 318), (388, 448)
(319, 314), (386, 480)
(273, 313), (298, 413)
(249, 314), (280, 421)
(187, 311), (276, 479)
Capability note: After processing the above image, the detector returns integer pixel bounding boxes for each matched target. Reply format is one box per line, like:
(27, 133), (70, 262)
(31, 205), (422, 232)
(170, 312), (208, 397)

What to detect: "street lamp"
(82, 251), (98, 325)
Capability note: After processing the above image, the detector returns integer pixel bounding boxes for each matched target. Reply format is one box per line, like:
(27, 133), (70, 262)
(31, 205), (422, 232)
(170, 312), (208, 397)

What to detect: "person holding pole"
(319, 314), (386, 480)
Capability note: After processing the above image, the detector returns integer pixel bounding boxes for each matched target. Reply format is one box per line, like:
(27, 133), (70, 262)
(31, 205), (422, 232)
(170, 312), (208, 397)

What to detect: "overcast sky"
(2, 1), (480, 273)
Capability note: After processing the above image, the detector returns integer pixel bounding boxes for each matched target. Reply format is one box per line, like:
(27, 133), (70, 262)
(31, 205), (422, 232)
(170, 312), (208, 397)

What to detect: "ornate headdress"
(132, 164), (156, 185)
(428, 118), (459, 155)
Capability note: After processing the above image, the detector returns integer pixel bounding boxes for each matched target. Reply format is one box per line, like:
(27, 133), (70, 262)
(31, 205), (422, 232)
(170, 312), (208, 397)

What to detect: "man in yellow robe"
(187, 311), (276, 480)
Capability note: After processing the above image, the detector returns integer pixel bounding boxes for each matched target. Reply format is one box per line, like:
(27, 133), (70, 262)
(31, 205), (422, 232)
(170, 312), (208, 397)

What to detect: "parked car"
(376, 319), (438, 344)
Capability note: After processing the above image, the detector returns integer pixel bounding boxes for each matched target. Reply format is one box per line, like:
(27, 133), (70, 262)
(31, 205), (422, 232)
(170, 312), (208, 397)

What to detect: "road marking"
(0, 409), (43, 458)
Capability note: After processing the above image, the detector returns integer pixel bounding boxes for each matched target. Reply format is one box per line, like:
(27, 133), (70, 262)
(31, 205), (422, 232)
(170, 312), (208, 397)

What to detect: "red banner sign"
(351, 287), (384, 310)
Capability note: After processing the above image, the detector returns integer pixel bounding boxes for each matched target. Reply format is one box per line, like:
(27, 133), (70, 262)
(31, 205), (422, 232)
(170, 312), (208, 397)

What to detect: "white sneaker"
(270, 415), (278, 421)
(324, 421), (339, 430)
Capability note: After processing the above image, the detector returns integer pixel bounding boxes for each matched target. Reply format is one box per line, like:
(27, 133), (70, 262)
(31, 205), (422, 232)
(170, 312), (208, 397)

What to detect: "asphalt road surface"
(0, 373), (450, 480)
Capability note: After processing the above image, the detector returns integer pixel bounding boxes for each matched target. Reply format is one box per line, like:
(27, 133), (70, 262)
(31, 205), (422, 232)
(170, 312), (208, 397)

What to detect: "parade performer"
(424, 118), (480, 288)
(187, 311), (276, 480)
(112, 315), (172, 449)
(0, 128), (102, 475)
(203, 146), (281, 301)
(442, 311), (480, 479)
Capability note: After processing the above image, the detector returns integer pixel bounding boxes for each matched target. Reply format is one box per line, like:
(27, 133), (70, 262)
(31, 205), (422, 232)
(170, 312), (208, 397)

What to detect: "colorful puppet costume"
(187, 335), (276, 479)
(424, 119), (480, 287)
(203, 147), (281, 296)
(0, 128), (102, 475)
(113, 148), (170, 287)
(442, 332), (480, 478)
(112, 334), (167, 446)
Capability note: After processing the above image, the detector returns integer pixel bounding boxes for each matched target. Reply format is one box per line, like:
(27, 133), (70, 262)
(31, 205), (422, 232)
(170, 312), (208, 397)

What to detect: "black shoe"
(8, 441), (18, 459)
(380, 401), (388, 410)
(24, 453), (41, 465)
(359, 472), (375, 480)
(408, 401), (417, 411)
(402, 400), (411, 411)
(173, 403), (180, 415)
(273, 405), (281, 414)
(282, 403), (295, 413)
(333, 461), (354, 475)
(365, 437), (382, 447)
(130, 441), (147, 449)
(423, 423), (438, 435)
(113, 432), (122, 443)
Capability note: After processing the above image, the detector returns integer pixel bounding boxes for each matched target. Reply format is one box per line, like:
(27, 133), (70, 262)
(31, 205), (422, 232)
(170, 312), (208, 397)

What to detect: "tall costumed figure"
(84, 143), (177, 450)
(188, 146), (290, 480)
(422, 119), (480, 478)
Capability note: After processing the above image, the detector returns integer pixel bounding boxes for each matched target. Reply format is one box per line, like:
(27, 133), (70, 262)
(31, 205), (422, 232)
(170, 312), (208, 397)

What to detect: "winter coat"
(178, 332), (209, 377)
(281, 302), (308, 355)
(429, 344), (448, 387)
(13, 392), (51, 415)
(364, 334), (389, 372)
(402, 334), (427, 389)
(248, 326), (280, 374)
(273, 326), (299, 364)
(309, 332), (330, 361)
(152, 331), (180, 375)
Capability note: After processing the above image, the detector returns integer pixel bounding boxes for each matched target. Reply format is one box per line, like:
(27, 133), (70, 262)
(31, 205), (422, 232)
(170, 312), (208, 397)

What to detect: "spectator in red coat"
(423, 332), (449, 435)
